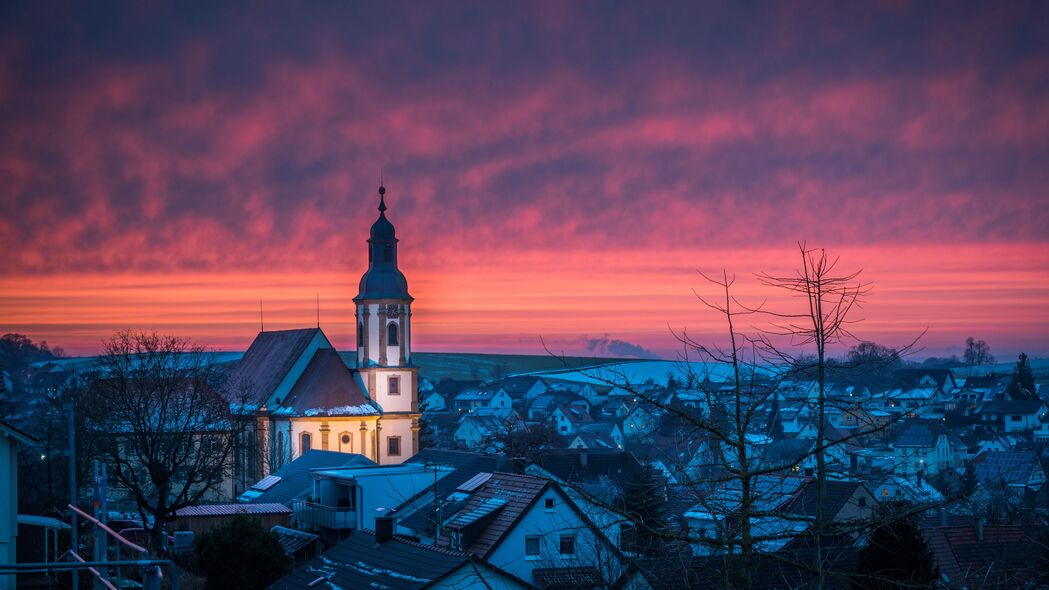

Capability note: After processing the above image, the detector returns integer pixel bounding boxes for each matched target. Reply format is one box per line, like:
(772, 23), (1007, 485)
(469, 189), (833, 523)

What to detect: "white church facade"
(226, 185), (420, 493)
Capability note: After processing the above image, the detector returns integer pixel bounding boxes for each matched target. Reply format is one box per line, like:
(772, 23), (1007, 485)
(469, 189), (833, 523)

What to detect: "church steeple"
(356, 183), (411, 301)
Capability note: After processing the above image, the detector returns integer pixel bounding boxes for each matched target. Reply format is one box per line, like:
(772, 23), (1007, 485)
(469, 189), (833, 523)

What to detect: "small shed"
(173, 503), (291, 537)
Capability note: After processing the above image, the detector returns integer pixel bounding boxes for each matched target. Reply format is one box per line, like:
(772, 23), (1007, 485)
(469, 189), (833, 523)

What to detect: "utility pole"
(92, 460), (108, 589)
(68, 400), (78, 590)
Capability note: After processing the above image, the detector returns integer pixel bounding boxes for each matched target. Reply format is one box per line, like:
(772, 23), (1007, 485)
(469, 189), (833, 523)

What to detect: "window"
(357, 324), (364, 347)
(387, 322), (399, 346)
(389, 376), (400, 395)
(387, 436), (401, 457)
(300, 432), (311, 453)
(1011, 415), (1022, 422)
(857, 497), (867, 507)
(544, 497), (555, 510)
(525, 536), (541, 557)
(340, 433), (352, 452)
(559, 534), (576, 555)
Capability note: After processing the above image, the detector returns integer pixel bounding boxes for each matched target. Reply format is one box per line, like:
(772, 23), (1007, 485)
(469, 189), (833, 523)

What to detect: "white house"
(891, 421), (955, 476)
(438, 472), (630, 587)
(1, 421), (36, 590)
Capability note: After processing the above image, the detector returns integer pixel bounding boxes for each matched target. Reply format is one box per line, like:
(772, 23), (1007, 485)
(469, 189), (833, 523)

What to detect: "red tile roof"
(441, 472), (549, 557)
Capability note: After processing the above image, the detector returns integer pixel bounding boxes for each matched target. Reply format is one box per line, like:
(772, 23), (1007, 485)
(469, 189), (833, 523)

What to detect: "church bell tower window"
(387, 322), (399, 346)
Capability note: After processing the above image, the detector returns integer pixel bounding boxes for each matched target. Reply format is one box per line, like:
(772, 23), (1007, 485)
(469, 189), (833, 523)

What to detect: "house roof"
(978, 399), (1044, 415)
(224, 328), (324, 405)
(637, 548), (860, 590)
(395, 451), (501, 535)
(892, 368), (955, 390)
(433, 379), (484, 396)
(923, 525), (1039, 588)
(268, 529), (481, 590)
(241, 450), (375, 506)
(0, 419), (37, 445)
(439, 472), (550, 557)
(972, 450), (1041, 486)
(454, 387), (501, 402)
(780, 480), (869, 520)
(281, 348), (376, 416)
(175, 503), (291, 518)
(533, 566), (604, 589)
(269, 525), (319, 556)
(493, 376), (546, 396)
(893, 421), (949, 448)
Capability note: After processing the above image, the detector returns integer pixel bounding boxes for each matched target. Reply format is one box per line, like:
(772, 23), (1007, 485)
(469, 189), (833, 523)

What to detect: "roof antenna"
(316, 293), (320, 329)
(259, 299), (265, 333)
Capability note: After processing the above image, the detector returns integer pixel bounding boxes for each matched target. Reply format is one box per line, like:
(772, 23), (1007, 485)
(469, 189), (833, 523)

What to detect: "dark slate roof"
(780, 480), (869, 520)
(395, 451), (501, 535)
(964, 375), (1009, 390)
(893, 421), (949, 447)
(433, 379), (484, 397)
(972, 451), (1040, 486)
(269, 525), (319, 556)
(283, 348), (374, 416)
(224, 328), (323, 405)
(268, 529), (470, 590)
(439, 472), (549, 557)
(243, 450), (374, 506)
(892, 368), (954, 390)
(494, 376), (546, 396)
(977, 399), (1044, 415)
(759, 438), (815, 468)
(531, 449), (644, 485)
(638, 547), (860, 590)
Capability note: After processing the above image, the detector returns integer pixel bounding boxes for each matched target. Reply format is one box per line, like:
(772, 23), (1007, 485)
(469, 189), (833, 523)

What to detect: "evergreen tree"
(1009, 352), (1036, 400)
(853, 515), (938, 589)
(617, 464), (667, 556)
(417, 414), (438, 449)
(196, 515), (291, 590)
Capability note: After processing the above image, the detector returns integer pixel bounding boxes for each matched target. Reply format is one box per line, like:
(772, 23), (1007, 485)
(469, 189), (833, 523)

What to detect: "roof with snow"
(224, 328), (324, 405)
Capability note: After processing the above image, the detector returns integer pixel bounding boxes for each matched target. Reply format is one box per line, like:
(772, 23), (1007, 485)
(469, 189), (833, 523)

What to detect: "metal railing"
(293, 500), (356, 530)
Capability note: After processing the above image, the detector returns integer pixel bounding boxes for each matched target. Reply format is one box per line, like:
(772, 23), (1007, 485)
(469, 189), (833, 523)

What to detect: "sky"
(1, 1), (1048, 360)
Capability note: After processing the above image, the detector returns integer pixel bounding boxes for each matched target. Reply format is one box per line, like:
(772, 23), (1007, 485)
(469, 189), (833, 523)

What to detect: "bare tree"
(963, 337), (994, 375)
(82, 330), (244, 552)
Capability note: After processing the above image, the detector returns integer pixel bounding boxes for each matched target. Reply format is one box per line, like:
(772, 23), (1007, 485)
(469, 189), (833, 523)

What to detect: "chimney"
(976, 518), (984, 543)
(375, 516), (394, 544)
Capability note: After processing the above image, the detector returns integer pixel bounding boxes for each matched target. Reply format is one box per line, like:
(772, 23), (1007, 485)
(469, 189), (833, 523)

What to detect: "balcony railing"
(293, 500), (356, 530)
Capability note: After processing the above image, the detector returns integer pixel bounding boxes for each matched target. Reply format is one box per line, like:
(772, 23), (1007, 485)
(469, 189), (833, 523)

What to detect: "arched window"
(300, 432), (312, 454)
(387, 322), (399, 346)
(357, 323), (364, 347)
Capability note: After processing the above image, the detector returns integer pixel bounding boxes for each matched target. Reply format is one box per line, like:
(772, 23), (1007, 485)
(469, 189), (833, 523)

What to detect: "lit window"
(389, 376), (400, 395)
(387, 436), (401, 457)
(525, 536), (541, 556)
(559, 535), (575, 555)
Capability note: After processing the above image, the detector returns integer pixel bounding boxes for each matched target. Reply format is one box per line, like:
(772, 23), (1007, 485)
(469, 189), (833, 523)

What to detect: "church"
(225, 184), (420, 493)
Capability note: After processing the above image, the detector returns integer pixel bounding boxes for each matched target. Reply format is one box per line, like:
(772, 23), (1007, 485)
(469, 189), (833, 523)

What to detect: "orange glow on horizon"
(3, 242), (1046, 359)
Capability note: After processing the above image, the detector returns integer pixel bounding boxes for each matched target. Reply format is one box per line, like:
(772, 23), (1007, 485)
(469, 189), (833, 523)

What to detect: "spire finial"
(378, 169), (387, 213)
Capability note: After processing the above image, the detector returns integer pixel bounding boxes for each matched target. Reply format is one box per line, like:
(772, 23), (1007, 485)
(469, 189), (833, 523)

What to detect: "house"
(238, 449), (374, 505)
(870, 475), (944, 504)
(568, 423), (625, 450)
(684, 475), (809, 554)
(975, 399), (1045, 433)
(435, 472), (632, 587)
(293, 462), (455, 542)
(420, 389), (451, 412)
(972, 450), (1047, 491)
(452, 387), (513, 415)
(453, 414), (519, 451)
(923, 524), (1042, 589)
(1, 421), (36, 590)
(891, 421), (955, 476)
(268, 526), (529, 590)
(493, 376), (550, 403)
(393, 450), (503, 541)
(778, 479), (878, 532)
(621, 404), (660, 441)
(172, 503), (291, 538)
(550, 404), (593, 436)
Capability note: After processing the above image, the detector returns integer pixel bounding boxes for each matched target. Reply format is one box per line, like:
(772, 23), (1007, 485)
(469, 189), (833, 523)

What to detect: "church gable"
(225, 327), (331, 408)
(278, 349), (378, 417)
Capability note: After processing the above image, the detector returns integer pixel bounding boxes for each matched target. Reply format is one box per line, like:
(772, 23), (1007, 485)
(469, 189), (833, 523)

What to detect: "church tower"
(353, 184), (419, 458)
